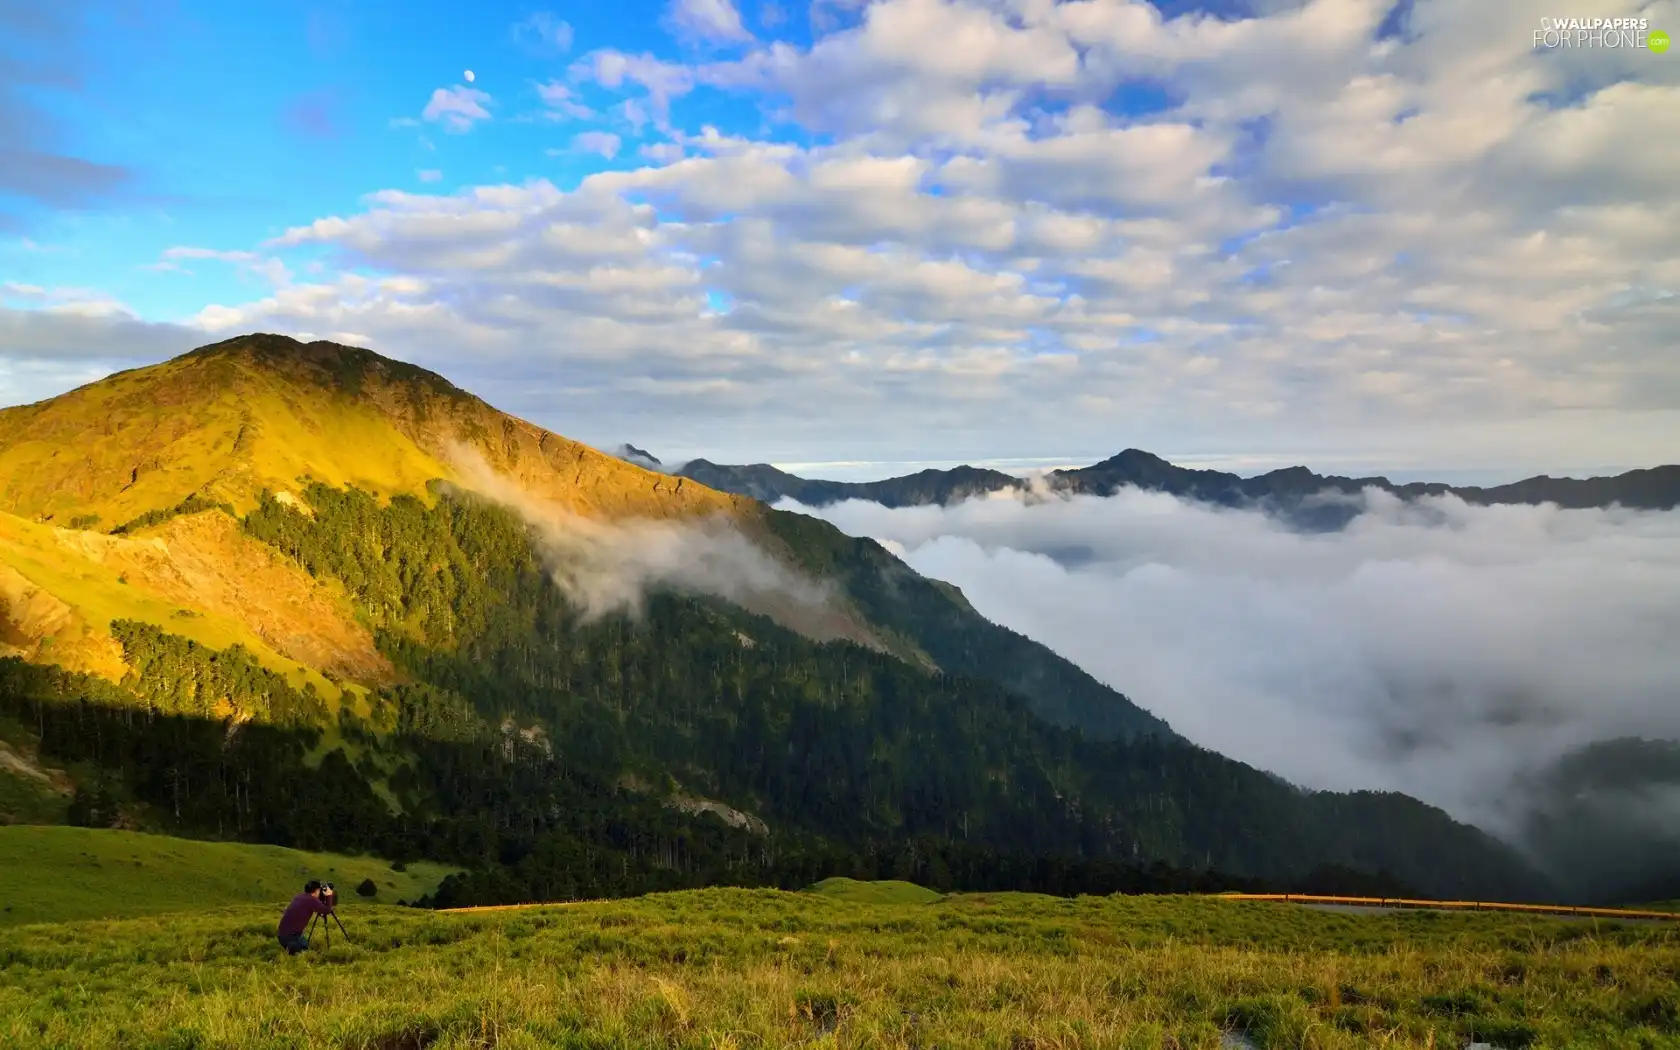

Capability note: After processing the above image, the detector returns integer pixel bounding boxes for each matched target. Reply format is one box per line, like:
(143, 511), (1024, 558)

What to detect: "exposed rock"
(664, 793), (769, 836)
(500, 718), (554, 757)
(0, 739), (72, 796)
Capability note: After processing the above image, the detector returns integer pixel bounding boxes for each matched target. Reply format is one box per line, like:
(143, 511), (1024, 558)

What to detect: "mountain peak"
(0, 333), (746, 530)
(183, 332), (476, 404)
(1084, 448), (1174, 472)
(1259, 465), (1317, 482)
(613, 443), (664, 470)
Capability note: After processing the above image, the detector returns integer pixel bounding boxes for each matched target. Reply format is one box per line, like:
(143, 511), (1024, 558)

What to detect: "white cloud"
(6, 0), (1676, 474)
(418, 169), (443, 183)
(511, 11), (575, 55)
(664, 0), (755, 44)
(794, 486), (1680, 851)
(573, 131), (624, 159)
(571, 50), (696, 124)
(447, 444), (871, 648)
(616, 99), (651, 133)
(422, 85), (493, 132)
(534, 81), (597, 122)
(154, 246), (291, 286)
(0, 296), (200, 368)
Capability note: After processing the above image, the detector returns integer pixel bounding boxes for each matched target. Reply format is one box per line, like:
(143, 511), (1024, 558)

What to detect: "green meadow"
(806, 876), (945, 906)
(0, 825), (458, 927)
(5, 855), (1680, 1048)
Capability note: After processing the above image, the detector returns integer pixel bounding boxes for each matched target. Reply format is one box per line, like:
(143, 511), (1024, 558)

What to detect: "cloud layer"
(3, 0), (1677, 472)
(793, 485), (1680, 858)
(446, 443), (849, 634)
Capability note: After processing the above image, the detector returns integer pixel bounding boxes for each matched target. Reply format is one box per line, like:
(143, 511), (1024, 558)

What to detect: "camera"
(320, 882), (337, 907)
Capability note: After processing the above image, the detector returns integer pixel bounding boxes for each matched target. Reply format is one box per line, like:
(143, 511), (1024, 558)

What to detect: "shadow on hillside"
(1, 668), (1461, 911)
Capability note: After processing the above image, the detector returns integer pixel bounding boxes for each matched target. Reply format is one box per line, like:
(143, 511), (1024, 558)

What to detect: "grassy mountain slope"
(0, 507), (366, 695)
(0, 825), (457, 926)
(0, 334), (1546, 904)
(0, 333), (747, 529)
(0, 332), (885, 682)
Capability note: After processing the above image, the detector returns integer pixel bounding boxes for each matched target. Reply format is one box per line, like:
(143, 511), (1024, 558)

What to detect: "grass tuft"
(807, 877), (943, 905)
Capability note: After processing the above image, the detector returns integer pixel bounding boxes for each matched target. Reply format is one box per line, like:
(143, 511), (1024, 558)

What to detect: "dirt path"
(1296, 901), (1669, 925)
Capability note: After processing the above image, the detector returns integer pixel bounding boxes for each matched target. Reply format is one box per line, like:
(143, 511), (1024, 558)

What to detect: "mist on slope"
(445, 444), (843, 628)
(791, 486), (1680, 888)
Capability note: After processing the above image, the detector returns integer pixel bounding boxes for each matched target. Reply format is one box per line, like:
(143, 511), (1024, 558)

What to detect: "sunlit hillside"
(0, 333), (748, 530)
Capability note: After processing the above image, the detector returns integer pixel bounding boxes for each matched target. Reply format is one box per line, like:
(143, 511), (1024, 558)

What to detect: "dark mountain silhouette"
(674, 447), (1680, 528)
(678, 460), (1024, 509)
(1053, 450), (1680, 528)
(615, 443), (663, 470)
(1523, 737), (1680, 903)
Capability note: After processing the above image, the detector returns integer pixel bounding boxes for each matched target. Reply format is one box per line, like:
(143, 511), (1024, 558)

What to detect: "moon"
(464, 69), (476, 83)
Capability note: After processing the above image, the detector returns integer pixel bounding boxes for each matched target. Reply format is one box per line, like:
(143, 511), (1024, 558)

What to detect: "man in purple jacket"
(277, 880), (335, 955)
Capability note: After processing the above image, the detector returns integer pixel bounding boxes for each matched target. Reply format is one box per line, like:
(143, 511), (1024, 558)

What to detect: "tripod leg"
(331, 910), (351, 942)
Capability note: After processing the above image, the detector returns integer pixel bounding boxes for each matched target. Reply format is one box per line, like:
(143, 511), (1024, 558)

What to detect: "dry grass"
(0, 335), (746, 530)
(3, 885), (1677, 1048)
(0, 508), (353, 696)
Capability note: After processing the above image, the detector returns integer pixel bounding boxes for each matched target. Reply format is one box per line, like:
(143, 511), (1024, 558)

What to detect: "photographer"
(276, 880), (336, 955)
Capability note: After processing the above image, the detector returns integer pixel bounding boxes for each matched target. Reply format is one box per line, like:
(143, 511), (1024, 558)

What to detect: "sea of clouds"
(791, 485), (1680, 852)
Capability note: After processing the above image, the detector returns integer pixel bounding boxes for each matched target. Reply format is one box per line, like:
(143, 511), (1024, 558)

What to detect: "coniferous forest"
(0, 483), (1544, 906)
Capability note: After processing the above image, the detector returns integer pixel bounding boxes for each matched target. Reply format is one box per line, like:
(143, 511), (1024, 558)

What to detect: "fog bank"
(792, 487), (1680, 860)
(446, 444), (841, 628)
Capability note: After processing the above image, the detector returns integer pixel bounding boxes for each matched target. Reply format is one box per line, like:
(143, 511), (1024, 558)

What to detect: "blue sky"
(5, 0), (788, 311)
(2, 0), (1676, 481)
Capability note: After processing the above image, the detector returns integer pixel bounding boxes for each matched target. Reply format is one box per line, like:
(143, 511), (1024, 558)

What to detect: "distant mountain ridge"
(667, 447), (1680, 526)
(678, 460), (1024, 510)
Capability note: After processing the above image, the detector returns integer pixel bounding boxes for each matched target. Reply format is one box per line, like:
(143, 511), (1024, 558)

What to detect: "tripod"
(306, 906), (351, 949)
